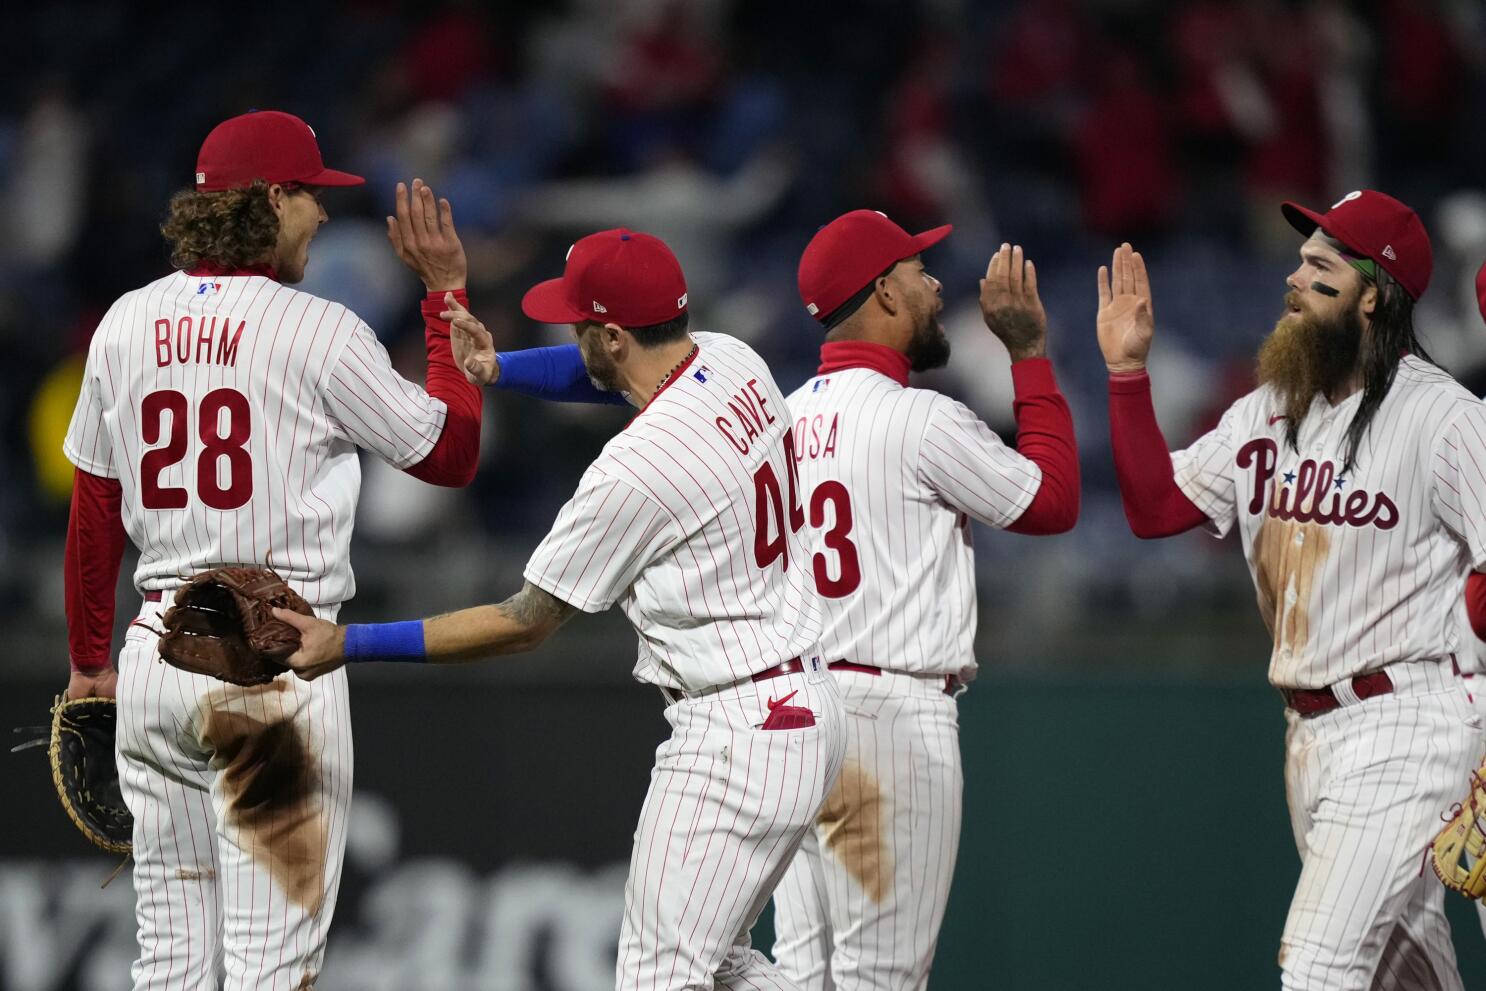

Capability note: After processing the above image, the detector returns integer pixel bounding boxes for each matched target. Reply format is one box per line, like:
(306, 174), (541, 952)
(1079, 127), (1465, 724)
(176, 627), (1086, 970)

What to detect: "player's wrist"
(343, 620), (427, 663)
(69, 656), (112, 676)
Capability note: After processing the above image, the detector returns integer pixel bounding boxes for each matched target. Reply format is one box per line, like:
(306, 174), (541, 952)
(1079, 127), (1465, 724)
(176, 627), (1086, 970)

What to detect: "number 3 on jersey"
(140, 388), (253, 510)
(752, 427), (862, 597)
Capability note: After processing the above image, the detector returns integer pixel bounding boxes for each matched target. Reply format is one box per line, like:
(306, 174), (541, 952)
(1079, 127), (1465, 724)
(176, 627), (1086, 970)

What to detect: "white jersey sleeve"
(524, 467), (675, 613)
(916, 396), (1041, 529)
(1430, 402), (1486, 570)
(1171, 399), (1247, 536)
(320, 318), (446, 470)
(63, 332), (119, 479)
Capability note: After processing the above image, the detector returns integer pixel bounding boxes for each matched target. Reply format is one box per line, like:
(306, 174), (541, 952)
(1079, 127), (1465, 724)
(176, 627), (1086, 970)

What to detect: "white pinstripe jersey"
(1173, 356), (1486, 689)
(784, 368), (1042, 675)
(524, 331), (823, 690)
(63, 271), (447, 607)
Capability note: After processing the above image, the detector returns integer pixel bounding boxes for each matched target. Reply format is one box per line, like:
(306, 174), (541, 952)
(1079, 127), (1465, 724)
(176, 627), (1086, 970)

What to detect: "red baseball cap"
(195, 110), (364, 192)
(798, 210), (952, 323)
(1281, 190), (1432, 301)
(522, 229), (689, 327)
(1475, 260), (1486, 325)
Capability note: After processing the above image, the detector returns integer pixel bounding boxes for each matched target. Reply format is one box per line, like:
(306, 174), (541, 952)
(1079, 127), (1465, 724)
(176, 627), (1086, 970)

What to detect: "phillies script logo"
(1236, 438), (1398, 530)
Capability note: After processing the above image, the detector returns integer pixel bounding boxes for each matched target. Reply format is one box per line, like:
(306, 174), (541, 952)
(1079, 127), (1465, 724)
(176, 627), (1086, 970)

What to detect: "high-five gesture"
(1096, 242), (1154, 374)
(442, 292), (499, 386)
(979, 243), (1047, 362)
(387, 178), (467, 293)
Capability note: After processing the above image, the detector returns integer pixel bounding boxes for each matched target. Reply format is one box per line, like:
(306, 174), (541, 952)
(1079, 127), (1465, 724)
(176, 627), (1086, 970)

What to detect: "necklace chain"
(654, 342), (698, 395)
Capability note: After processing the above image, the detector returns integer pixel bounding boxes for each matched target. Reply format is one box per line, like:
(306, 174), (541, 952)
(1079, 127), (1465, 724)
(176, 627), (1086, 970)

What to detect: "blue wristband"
(343, 621), (427, 663)
(494, 345), (628, 405)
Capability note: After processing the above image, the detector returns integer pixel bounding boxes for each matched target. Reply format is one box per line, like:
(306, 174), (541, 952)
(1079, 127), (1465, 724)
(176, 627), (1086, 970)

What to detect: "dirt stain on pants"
(817, 758), (892, 903)
(199, 685), (327, 915)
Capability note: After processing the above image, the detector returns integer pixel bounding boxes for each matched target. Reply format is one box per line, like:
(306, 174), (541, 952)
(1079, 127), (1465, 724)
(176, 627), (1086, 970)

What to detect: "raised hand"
(1096, 242), (1155, 374)
(442, 292), (498, 386)
(271, 608), (347, 682)
(387, 178), (467, 293)
(979, 243), (1047, 362)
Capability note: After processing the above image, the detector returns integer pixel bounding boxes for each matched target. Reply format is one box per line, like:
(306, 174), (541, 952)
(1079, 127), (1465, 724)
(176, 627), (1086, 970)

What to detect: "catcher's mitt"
(12, 695), (133, 854)
(157, 567), (312, 687)
(1431, 760), (1486, 898)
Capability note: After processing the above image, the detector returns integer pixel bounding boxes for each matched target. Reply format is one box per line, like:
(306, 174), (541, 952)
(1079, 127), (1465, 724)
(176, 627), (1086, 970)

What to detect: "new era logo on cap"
(1382, 245), (1397, 260)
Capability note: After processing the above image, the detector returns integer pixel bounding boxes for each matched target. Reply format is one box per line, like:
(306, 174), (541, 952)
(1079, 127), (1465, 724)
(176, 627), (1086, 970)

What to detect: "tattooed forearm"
(424, 582), (578, 661)
(496, 581), (577, 630)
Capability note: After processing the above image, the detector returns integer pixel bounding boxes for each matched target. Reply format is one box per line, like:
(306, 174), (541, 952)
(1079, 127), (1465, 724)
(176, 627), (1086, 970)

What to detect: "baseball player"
(273, 228), (849, 991)
(1456, 260), (1486, 942)
(62, 110), (483, 990)
(770, 214), (1079, 990)
(1100, 190), (1486, 989)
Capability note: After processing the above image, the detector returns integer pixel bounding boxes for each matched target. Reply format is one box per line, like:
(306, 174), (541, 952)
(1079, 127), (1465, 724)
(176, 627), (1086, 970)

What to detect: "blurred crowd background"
(6, 0), (1486, 674)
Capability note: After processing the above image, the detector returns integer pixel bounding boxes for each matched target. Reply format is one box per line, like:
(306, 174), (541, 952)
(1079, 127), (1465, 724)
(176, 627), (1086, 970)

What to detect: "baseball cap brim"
(1281, 202), (1327, 238)
(522, 278), (588, 325)
(302, 167), (365, 187)
(908, 224), (953, 254)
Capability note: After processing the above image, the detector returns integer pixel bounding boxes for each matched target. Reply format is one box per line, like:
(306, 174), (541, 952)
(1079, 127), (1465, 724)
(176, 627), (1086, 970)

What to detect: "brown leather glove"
(157, 567), (312, 686)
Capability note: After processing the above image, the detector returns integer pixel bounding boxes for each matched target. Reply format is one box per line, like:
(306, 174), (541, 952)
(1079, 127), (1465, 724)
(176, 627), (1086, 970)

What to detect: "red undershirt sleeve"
(1108, 371), (1210, 538)
(404, 288), (484, 487)
(1467, 572), (1486, 642)
(65, 468), (126, 673)
(1005, 358), (1080, 535)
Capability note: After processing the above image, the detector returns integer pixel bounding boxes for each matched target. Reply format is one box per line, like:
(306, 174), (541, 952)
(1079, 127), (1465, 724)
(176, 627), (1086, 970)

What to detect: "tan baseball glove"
(1431, 758), (1486, 898)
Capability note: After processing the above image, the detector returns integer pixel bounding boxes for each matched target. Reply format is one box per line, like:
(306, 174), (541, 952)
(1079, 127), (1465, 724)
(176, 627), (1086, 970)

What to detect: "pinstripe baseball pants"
(616, 666), (846, 990)
(772, 668), (962, 991)
(116, 595), (352, 991)
(1281, 660), (1482, 990)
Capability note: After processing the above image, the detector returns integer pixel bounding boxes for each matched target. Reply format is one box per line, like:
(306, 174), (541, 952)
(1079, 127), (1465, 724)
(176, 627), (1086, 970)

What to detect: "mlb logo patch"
(196, 281), (222, 295)
(812, 377), (830, 393)
(692, 365), (710, 383)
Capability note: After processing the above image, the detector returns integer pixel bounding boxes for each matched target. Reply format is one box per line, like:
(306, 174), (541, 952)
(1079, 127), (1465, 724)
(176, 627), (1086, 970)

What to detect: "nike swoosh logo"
(1268, 414), (1287, 425)
(767, 690), (799, 711)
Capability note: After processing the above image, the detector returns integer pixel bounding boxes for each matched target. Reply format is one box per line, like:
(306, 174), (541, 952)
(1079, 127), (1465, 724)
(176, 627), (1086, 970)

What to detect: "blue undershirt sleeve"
(493, 346), (629, 405)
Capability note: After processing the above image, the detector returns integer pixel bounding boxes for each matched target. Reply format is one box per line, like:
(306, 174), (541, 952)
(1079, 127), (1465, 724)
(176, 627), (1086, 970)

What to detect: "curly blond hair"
(160, 179), (279, 270)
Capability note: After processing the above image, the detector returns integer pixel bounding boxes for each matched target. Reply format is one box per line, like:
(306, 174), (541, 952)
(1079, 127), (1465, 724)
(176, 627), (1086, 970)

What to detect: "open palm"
(1096, 243), (1155, 374)
(442, 293), (498, 386)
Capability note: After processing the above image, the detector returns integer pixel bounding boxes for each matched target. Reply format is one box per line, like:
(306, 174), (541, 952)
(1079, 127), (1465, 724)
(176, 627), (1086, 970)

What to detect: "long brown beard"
(1256, 292), (1362, 429)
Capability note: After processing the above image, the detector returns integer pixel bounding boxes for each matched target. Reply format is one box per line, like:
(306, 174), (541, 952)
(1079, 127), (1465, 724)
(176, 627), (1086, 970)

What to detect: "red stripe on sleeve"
(65, 468), (126, 673)
(1005, 358), (1080, 535)
(1107, 370), (1208, 538)
(404, 289), (484, 487)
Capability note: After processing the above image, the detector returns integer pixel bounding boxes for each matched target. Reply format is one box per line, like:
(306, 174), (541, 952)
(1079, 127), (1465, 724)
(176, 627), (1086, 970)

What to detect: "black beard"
(906, 320), (951, 372)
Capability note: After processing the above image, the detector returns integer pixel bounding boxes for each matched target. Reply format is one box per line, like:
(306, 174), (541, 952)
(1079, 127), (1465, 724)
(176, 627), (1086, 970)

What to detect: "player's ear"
(1359, 283), (1378, 317)
(265, 183), (288, 217)
(872, 274), (898, 316)
(602, 322), (626, 355)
